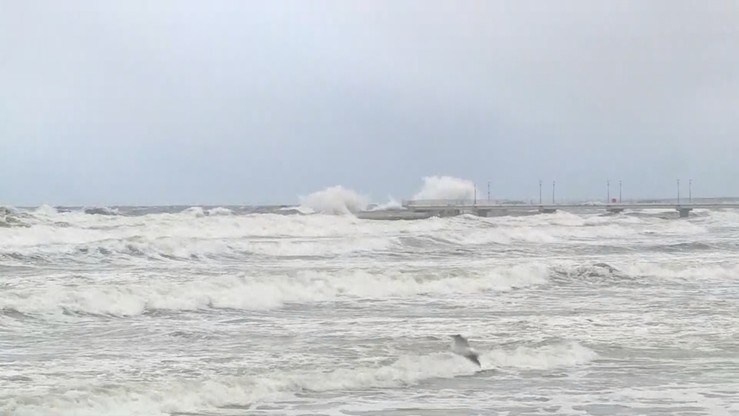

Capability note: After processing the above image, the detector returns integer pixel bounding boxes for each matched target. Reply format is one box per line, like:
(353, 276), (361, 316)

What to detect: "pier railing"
(402, 199), (739, 208)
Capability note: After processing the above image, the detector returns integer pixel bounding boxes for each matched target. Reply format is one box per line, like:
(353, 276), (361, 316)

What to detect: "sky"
(1, 0), (738, 206)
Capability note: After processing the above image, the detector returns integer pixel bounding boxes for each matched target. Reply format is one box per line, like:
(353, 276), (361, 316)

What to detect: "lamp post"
(677, 179), (681, 205)
(539, 180), (542, 205)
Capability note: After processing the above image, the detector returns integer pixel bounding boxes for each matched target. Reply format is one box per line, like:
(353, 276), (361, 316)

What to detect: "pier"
(400, 200), (739, 218)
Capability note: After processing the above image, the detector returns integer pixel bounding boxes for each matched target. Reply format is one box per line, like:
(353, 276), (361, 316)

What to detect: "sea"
(1, 203), (738, 415)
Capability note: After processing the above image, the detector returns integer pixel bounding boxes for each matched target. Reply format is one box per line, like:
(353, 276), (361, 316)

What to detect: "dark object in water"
(451, 334), (481, 367)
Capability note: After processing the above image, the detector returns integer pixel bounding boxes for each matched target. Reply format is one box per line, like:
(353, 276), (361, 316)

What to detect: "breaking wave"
(83, 206), (119, 216)
(3, 353), (476, 416)
(548, 260), (739, 286)
(369, 196), (404, 211)
(412, 176), (475, 200)
(483, 341), (598, 370)
(0, 265), (550, 317)
(1, 206), (27, 228)
(299, 186), (368, 215)
(3, 341), (596, 416)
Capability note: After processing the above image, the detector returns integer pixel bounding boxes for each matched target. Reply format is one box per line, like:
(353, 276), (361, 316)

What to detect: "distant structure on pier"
(399, 199), (739, 218)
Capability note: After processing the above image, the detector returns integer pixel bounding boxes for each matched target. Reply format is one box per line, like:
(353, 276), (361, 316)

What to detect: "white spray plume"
(412, 176), (475, 200)
(370, 196), (404, 211)
(299, 186), (368, 215)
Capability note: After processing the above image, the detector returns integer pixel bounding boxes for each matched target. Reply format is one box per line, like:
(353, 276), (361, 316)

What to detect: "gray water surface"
(1, 206), (738, 415)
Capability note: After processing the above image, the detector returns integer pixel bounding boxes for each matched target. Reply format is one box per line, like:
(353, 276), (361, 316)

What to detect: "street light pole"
(539, 180), (542, 205)
(552, 181), (556, 204)
(607, 179), (610, 204)
(619, 180), (622, 203)
(677, 179), (681, 205)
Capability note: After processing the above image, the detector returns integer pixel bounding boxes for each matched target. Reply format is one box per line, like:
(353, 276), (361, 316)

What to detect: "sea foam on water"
(2, 196), (738, 416)
(298, 185), (368, 215)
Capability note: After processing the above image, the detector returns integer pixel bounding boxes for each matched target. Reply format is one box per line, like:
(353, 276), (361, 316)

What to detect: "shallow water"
(1, 206), (738, 415)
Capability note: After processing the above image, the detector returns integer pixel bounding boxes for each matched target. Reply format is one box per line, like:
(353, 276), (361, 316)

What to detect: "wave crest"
(2, 343), (598, 416)
(413, 176), (475, 200)
(483, 341), (597, 370)
(299, 186), (368, 215)
(1, 353), (476, 416)
(0, 265), (550, 316)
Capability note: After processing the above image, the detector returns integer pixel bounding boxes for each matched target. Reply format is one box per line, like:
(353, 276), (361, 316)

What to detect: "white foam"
(0, 265), (550, 316)
(33, 204), (58, 216)
(206, 207), (232, 216)
(182, 206), (206, 217)
(704, 209), (739, 224)
(2, 344), (599, 416)
(84, 206), (119, 215)
(621, 261), (739, 282)
(279, 205), (315, 214)
(2, 353), (477, 416)
(370, 196), (404, 211)
(483, 341), (598, 370)
(0, 206), (703, 268)
(299, 186), (368, 215)
(0, 212), (377, 259)
(412, 176), (475, 200)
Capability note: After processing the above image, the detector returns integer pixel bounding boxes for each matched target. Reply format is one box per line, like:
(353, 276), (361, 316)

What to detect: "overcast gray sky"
(1, 0), (738, 206)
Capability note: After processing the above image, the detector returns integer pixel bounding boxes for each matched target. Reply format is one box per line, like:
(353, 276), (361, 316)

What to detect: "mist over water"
(412, 176), (476, 200)
(296, 176), (474, 215)
(299, 185), (369, 215)
(1, 198), (738, 415)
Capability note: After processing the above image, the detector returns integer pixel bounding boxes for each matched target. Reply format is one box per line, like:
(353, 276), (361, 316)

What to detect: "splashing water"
(1, 204), (738, 416)
(299, 185), (368, 215)
(412, 176), (475, 200)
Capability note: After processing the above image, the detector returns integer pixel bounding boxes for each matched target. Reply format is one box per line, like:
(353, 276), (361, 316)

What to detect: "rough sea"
(1, 204), (738, 415)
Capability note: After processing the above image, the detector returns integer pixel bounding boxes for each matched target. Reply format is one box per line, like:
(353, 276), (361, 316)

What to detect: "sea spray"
(412, 176), (475, 200)
(299, 185), (368, 215)
(370, 196), (404, 211)
(0, 265), (551, 316)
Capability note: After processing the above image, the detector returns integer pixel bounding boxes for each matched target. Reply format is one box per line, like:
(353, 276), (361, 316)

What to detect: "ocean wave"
(620, 262), (739, 282)
(1, 206), (29, 228)
(412, 176), (475, 200)
(645, 242), (717, 252)
(368, 196), (404, 211)
(3, 341), (597, 416)
(1, 204), (720, 238)
(0, 265), (550, 317)
(550, 261), (739, 285)
(4, 259), (734, 319)
(0, 216), (27, 228)
(33, 204), (58, 216)
(0, 235), (395, 264)
(0, 213), (389, 261)
(2, 353), (477, 416)
(278, 205), (314, 215)
(0, 307), (34, 320)
(83, 206), (120, 216)
(550, 262), (636, 285)
(0, 206), (728, 267)
(701, 209), (739, 225)
(206, 207), (233, 216)
(483, 341), (597, 370)
(299, 186), (368, 215)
